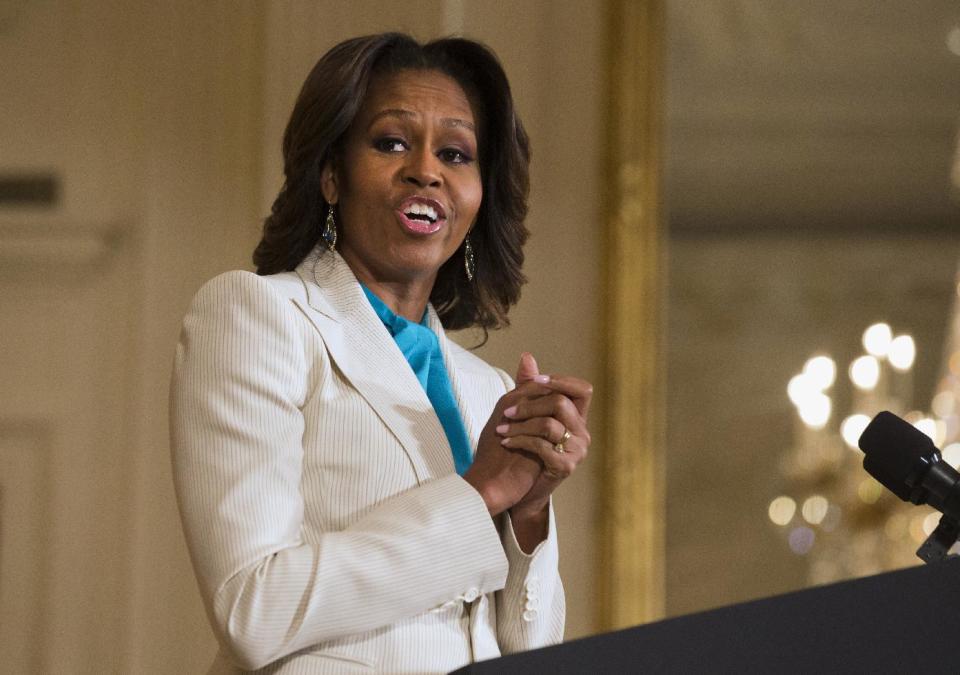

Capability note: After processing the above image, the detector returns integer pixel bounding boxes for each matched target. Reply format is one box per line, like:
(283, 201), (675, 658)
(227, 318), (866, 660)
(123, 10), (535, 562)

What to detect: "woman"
(170, 33), (592, 674)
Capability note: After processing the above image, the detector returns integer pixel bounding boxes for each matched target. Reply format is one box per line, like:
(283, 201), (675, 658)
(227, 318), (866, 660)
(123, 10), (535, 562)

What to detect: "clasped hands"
(464, 352), (592, 547)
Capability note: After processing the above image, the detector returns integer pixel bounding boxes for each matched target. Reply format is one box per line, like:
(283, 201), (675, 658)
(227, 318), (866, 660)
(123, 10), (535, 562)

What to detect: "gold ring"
(554, 429), (572, 454)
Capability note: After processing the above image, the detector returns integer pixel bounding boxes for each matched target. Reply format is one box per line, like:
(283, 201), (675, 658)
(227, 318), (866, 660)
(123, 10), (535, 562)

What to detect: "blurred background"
(1, 1), (958, 672)
(664, 0), (960, 615)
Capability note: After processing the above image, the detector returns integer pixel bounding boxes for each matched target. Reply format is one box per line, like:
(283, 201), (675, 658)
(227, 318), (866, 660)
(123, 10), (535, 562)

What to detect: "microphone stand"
(916, 514), (960, 564)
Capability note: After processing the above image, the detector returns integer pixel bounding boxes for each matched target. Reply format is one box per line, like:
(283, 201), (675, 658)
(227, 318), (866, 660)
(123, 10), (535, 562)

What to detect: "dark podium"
(452, 557), (960, 674)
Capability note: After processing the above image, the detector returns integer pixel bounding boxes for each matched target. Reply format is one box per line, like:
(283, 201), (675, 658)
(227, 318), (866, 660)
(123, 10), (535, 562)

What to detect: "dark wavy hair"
(254, 33), (530, 332)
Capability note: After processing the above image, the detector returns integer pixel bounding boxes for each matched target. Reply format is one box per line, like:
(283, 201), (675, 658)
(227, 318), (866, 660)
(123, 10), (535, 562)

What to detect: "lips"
(396, 196), (447, 235)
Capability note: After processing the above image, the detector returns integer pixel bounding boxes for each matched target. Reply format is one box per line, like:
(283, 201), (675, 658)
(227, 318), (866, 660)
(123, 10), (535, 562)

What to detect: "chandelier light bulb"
(888, 335), (916, 371)
(857, 478), (883, 504)
(932, 390), (956, 418)
(803, 355), (836, 390)
(768, 496), (796, 526)
(788, 373), (813, 407)
(913, 417), (937, 442)
(801, 495), (829, 525)
(849, 355), (880, 390)
(788, 526), (815, 555)
(840, 414), (871, 449)
(935, 419), (947, 446)
(798, 392), (831, 429)
(862, 323), (892, 358)
(943, 442), (960, 469)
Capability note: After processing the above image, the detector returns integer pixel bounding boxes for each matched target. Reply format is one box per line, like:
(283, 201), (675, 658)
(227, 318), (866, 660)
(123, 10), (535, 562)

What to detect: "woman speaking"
(170, 33), (592, 674)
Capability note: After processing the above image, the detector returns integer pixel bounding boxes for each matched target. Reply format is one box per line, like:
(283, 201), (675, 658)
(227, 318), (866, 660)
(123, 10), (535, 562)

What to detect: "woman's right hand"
(463, 356), (552, 516)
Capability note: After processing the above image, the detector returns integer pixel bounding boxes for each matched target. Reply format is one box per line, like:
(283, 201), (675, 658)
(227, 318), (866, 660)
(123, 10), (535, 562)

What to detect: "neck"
(337, 249), (437, 322)
(356, 275), (433, 323)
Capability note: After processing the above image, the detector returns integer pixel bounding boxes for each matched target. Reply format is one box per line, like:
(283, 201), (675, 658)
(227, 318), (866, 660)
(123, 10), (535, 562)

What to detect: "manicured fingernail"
(501, 437), (511, 446)
(495, 424), (509, 434)
(533, 374), (551, 384)
(504, 405), (518, 418)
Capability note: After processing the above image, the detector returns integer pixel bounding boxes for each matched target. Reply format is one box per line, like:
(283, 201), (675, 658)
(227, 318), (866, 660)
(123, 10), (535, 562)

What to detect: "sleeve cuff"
(496, 500), (564, 649)
(501, 505), (555, 564)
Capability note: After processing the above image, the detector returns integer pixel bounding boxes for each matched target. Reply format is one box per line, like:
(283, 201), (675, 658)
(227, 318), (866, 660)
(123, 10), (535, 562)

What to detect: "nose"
(402, 148), (442, 188)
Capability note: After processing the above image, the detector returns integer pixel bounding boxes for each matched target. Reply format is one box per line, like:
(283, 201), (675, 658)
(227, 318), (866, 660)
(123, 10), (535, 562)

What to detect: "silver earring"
(322, 206), (337, 251)
(463, 233), (476, 281)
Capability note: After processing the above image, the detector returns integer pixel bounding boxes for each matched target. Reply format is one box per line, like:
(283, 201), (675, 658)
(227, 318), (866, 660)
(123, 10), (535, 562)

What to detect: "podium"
(453, 557), (960, 673)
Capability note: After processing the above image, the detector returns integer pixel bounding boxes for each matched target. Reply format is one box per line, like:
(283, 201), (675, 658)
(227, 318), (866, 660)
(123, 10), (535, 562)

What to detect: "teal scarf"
(361, 285), (473, 475)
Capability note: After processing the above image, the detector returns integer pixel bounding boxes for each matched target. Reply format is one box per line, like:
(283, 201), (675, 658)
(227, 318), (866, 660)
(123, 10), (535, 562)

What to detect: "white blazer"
(170, 247), (564, 674)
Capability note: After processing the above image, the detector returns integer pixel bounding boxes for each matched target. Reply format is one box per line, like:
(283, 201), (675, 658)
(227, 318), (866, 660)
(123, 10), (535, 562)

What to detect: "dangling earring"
(463, 233), (476, 281)
(322, 205), (337, 251)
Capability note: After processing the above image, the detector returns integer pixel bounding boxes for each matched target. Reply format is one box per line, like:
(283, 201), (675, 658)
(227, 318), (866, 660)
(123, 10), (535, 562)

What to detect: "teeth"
(405, 202), (439, 222)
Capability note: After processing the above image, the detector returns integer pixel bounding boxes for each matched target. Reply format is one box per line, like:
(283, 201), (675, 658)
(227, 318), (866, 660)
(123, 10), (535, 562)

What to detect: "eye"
(438, 147), (473, 164)
(374, 137), (407, 153)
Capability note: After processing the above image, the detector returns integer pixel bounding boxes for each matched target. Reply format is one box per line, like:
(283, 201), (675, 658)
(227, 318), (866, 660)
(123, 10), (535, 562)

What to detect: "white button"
(525, 598), (540, 610)
(522, 609), (538, 622)
(463, 587), (480, 602)
(525, 589), (539, 600)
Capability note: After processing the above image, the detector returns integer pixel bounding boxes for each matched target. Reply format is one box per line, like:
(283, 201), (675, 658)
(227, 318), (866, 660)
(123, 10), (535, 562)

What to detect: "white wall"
(1, 1), (264, 671)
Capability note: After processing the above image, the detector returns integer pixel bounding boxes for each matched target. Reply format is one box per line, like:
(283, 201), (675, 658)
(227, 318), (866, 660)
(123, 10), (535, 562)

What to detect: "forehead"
(359, 69), (477, 128)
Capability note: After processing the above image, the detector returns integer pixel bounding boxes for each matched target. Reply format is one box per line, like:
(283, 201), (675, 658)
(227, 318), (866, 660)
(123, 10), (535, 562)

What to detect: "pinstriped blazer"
(170, 247), (564, 674)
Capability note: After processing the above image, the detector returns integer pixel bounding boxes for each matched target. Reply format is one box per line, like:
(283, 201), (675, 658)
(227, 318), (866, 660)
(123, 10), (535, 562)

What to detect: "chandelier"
(768, 319), (960, 585)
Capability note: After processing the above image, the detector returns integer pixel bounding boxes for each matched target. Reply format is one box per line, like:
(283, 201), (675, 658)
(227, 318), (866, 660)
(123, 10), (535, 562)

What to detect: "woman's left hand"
(496, 354), (593, 549)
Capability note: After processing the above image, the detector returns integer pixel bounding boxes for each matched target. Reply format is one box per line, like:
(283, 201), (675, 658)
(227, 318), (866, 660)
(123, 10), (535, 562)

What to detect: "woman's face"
(322, 68), (482, 291)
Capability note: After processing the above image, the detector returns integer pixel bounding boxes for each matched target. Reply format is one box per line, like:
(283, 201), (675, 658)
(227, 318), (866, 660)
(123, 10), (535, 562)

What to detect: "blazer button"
(463, 587), (480, 602)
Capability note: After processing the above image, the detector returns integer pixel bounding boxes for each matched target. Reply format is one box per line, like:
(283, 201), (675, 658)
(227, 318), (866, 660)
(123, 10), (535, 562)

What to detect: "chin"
(389, 247), (451, 278)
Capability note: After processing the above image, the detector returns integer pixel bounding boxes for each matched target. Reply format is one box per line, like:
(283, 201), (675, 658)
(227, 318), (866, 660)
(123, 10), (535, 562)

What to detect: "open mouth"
(397, 197), (447, 234)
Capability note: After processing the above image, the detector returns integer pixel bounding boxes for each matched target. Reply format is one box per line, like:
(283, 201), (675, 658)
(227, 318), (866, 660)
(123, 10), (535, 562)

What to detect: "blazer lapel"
(426, 307), (483, 452)
(292, 248), (455, 483)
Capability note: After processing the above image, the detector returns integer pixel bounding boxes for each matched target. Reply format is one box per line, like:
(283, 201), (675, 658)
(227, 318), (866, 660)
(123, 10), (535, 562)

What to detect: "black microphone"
(858, 411), (960, 522)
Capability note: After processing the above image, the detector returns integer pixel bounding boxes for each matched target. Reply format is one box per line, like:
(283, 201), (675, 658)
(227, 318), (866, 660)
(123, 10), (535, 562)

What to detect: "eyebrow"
(370, 108), (476, 133)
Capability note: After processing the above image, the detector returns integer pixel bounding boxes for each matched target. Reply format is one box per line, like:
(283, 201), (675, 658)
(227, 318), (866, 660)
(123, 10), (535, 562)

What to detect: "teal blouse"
(361, 284), (473, 475)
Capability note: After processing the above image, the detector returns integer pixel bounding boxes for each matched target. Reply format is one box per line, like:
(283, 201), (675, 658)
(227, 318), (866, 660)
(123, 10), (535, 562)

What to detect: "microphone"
(858, 411), (960, 522)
